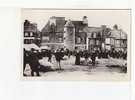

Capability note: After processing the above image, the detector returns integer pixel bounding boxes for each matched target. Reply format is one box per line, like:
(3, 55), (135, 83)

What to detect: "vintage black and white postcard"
(22, 9), (131, 81)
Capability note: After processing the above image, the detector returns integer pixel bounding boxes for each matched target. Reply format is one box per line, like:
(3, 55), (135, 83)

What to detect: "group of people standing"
(74, 48), (127, 66)
(23, 47), (70, 76)
(23, 46), (127, 76)
(74, 49), (97, 66)
(23, 48), (40, 76)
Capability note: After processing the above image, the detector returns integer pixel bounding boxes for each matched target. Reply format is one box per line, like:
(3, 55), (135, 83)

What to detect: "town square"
(22, 9), (130, 80)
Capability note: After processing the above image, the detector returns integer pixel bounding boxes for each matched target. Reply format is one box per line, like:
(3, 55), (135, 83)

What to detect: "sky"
(22, 9), (131, 33)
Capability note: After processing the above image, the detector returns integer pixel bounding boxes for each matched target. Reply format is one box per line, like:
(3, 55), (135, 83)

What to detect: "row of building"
(23, 16), (127, 52)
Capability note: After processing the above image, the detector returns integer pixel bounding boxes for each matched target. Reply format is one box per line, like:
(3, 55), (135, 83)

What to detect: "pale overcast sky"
(22, 9), (131, 33)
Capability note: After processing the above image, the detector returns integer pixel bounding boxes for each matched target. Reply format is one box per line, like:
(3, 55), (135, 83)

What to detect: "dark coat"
(91, 52), (96, 61)
(75, 51), (80, 65)
(29, 52), (40, 71)
(55, 51), (63, 62)
(84, 51), (89, 59)
(24, 50), (29, 64)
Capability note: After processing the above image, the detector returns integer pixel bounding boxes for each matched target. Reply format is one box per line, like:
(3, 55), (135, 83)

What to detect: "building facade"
(41, 16), (88, 50)
(105, 25), (127, 51)
(41, 17), (127, 52)
(24, 20), (41, 46)
(41, 16), (65, 49)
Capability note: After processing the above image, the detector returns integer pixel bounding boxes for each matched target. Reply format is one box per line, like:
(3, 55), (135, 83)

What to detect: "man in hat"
(54, 49), (64, 70)
(29, 48), (40, 76)
(23, 48), (30, 76)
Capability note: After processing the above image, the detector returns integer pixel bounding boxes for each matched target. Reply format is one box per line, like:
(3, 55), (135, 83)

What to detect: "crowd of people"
(23, 47), (71, 76)
(74, 48), (127, 66)
(23, 47), (127, 76)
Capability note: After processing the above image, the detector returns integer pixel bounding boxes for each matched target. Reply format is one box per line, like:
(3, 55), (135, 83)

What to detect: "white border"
(0, 0), (134, 100)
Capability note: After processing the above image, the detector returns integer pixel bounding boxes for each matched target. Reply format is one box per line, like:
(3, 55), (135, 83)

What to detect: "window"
(110, 38), (115, 45)
(93, 33), (97, 38)
(42, 36), (49, 43)
(115, 40), (120, 47)
(24, 32), (29, 37)
(89, 39), (95, 45)
(30, 39), (33, 44)
(58, 37), (62, 43)
(77, 37), (81, 44)
(96, 40), (100, 45)
(24, 39), (30, 44)
(105, 38), (111, 44)
(30, 32), (33, 37)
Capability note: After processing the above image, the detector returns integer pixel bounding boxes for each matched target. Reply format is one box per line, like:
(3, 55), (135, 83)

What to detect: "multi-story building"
(41, 16), (65, 49)
(41, 16), (88, 50)
(105, 25), (127, 51)
(84, 27), (103, 52)
(41, 17), (127, 52)
(24, 20), (41, 46)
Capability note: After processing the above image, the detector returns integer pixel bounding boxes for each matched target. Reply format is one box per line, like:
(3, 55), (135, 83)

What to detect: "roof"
(41, 17), (66, 35)
(41, 22), (50, 35)
(83, 27), (103, 33)
(110, 29), (127, 39)
(72, 21), (84, 27)
(56, 18), (66, 32)
(41, 19), (86, 35)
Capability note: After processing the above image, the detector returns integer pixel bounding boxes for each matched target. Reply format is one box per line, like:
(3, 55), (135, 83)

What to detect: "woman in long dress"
(75, 50), (80, 65)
